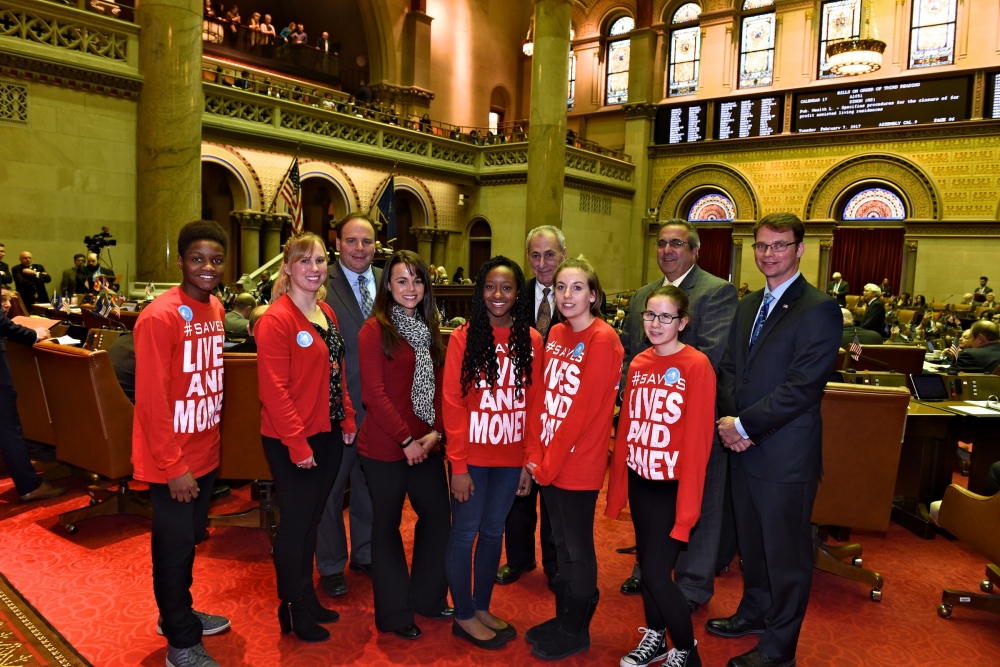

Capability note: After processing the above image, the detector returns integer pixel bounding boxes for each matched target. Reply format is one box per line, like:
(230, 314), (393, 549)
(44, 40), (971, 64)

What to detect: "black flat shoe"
(452, 620), (508, 650)
(320, 573), (348, 597)
(620, 576), (641, 596)
(348, 561), (372, 578)
(496, 561), (536, 585)
(426, 607), (455, 620)
(490, 619), (516, 641)
(393, 623), (422, 640)
(706, 614), (765, 638)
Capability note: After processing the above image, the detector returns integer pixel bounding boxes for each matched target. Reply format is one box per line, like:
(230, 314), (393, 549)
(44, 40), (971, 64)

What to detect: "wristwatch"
(399, 436), (414, 449)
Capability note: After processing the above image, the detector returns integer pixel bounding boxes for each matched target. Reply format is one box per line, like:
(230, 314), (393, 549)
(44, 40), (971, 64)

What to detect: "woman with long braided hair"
(443, 256), (543, 649)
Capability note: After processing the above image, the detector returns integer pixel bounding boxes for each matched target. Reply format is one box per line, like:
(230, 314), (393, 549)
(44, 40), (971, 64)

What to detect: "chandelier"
(826, 0), (886, 76)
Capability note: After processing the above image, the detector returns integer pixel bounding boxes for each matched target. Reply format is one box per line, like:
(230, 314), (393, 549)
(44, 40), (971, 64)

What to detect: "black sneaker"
(663, 640), (701, 667)
(620, 626), (666, 667)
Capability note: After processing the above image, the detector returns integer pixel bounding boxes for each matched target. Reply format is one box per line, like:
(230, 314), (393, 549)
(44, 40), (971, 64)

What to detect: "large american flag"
(280, 157), (303, 234)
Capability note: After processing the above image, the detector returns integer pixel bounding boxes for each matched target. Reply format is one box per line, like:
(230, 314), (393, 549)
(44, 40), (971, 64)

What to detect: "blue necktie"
(749, 294), (774, 350)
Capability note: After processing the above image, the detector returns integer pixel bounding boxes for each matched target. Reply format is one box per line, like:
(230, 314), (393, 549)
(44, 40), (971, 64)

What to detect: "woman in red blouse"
(357, 250), (453, 640)
(256, 233), (357, 643)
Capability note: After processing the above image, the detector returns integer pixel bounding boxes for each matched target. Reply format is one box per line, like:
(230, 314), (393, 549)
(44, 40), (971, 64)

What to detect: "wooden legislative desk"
(30, 303), (139, 330)
(432, 285), (474, 321)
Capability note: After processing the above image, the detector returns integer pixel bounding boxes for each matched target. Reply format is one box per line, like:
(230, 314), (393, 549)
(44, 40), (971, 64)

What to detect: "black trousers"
(732, 464), (818, 660)
(629, 470), (694, 651)
(503, 478), (557, 574)
(150, 468), (218, 650)
(360, 450), (450, 632)
(0, 376), (42, 497)
(263, 430), (343, 602)
(539, 485), (599, 599)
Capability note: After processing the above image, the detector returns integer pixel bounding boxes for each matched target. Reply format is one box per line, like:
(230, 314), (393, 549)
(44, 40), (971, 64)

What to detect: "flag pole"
(269, 142), (303, 213)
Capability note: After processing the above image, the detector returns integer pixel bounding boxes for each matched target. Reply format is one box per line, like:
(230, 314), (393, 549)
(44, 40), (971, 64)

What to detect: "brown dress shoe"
(19, 481), (67, 503)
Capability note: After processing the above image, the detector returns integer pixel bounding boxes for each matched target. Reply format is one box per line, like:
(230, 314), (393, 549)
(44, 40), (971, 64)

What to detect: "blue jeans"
(445, 464), (522, 621)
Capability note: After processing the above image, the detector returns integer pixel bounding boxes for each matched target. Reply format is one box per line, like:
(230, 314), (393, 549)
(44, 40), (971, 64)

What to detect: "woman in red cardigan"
(255, 233), (357, 643)
(357, 250), (453, 640)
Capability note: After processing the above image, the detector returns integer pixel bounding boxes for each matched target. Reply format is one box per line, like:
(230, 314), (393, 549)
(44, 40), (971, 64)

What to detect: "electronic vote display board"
(793, 76), (971, 133)
(714, 95), (783, 140)
(654, 102), (708, 145)
(985, 71), (1000, 119)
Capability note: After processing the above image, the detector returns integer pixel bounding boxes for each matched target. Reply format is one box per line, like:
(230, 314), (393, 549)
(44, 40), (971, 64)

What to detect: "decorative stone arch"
(599, 4), (637, 35)
(392, 175), (434, 228)
(298, 161), (360, 217)
(356, 0), (397, 85)
(200, 143), (263, 211)
(659, 0), (702, 24)
(805, 154), (940, 222)
(655, 163), (759, 222)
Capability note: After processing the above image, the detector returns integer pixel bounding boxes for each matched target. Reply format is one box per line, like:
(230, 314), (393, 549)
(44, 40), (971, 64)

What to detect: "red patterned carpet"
(0, 470), (998, 667)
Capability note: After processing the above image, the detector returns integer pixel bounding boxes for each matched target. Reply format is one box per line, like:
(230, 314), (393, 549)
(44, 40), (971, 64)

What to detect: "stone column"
(413, 228), (435, 263)
(233, 212), (262, 276)
(136, 0), (203, 282)
(902, 239), (918, 294)
(431, 231), (448, 268)
(732, 238), (743, 286)
(524, 0), (572, 236)
(819, 238), (833, 290)
(261, 215), (288, 263)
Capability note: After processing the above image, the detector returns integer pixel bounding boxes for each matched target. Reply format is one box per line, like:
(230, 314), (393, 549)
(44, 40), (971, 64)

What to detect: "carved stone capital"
(622, 102), (658, 120)
(232, 211), (291, 230)
(411, 227), (437, 242)
(369, 82), (436, 106)
(819, 238), (833, 250)
(733, 238), (743, 248)
(906, 239), (919, 251)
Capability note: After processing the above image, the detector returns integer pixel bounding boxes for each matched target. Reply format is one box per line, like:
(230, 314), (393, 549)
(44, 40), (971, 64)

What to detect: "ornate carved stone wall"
(655, 163), (759, 220)
(805, 154), (939, 221)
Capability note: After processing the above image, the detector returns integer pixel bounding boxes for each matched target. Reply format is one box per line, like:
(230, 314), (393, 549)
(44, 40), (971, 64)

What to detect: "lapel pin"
(783, 304), (788, 309)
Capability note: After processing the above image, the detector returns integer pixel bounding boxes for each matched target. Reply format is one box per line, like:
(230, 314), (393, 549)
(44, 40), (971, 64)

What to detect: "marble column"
(234, 212), (262, 276)
(431, 231), (448, 268)
(261, 216), (287, 263)
(732, 238), (744, 286)
(413, 228), (434, 264)
(524, 0), (572, 236)
(136, 0), (203, 282)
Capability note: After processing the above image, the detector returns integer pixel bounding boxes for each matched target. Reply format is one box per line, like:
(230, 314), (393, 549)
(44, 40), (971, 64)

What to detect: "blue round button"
(296, 331), (313, 347)
(177, 305), (193, 322)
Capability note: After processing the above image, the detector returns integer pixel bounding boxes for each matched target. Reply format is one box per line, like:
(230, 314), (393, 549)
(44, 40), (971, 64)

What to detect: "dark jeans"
(150, 468), (218, 650)
(0, 378), (41, 497)
(445, 464), (521, 621)
(540, 485), (599, 599)
(361, 451), (450, 632)
(262, 430), (343, 602)
(504, 478), (557, 573)
(629, 470), (694, 651)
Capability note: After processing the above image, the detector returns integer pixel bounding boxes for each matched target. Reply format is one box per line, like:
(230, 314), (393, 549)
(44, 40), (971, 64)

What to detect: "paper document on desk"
(52, 336), (82, 346)
(948, 404), (1000, 416)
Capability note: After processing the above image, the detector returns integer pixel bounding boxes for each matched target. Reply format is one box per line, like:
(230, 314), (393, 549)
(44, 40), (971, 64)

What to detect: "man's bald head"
(841, 308), (854, 326)
(247, 304), (268, 336)
(234, 293), (257, 316)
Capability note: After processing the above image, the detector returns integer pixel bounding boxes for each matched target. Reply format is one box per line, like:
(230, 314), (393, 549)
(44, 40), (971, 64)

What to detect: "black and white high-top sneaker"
(620, 626), (667, 667)
(663, 640), (702, 667)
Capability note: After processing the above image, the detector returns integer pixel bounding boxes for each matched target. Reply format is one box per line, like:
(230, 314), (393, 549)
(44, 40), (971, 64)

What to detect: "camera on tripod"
(84, 227), (117, 254)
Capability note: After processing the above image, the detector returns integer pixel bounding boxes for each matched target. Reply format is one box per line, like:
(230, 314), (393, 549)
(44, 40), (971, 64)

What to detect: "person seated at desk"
(942, 320), (1000, 374)
(225, 293), (256, 337)
(859, 283), (886, 335)
(962, 293), (975, 306)
(227, 305), (267, 353)
(841, 308), (882, 349)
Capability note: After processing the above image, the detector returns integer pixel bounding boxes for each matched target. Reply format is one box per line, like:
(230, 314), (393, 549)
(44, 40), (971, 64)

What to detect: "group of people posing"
(126, 210), (841, 667)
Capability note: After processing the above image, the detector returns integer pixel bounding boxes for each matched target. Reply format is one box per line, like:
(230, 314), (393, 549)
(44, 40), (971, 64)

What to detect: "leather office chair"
(844, 344), (925, 377)
(896, 309), (918, 325)
(935, 484), (1000, 619)
(6, 340), (56, 446)
(32, 343), (151, 532)
(7, 291), (29, 318)
(207, 353), (278, 539)
(845, 295), (859, 311)
(813, 382), (910, 601)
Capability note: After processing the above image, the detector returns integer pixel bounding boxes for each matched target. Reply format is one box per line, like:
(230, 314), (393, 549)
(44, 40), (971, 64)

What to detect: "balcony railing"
(45, 0), (134, 23)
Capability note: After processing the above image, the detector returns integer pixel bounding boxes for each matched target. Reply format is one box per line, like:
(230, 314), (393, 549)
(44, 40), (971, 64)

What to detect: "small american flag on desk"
(53, 293), (70, 314)
(96, 293), (113, 318)
(144, 281), (154, 301)
(849, 332), (862, 362)
(949, 340), (960, 359)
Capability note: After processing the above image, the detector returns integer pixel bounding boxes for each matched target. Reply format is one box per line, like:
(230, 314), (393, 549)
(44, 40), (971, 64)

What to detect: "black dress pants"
(503, 478), (557, 574)
(0, 375), (42, 497)
(360, 450), (450, 632)
(149, 468), (218, 650)
(539, 485), (599, 599)
(263, 430), (343, 602)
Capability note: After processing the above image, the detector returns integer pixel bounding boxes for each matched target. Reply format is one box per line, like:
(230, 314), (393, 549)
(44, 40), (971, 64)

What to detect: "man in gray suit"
(619, 219), (737, 611)
(316, 213), (381, 597)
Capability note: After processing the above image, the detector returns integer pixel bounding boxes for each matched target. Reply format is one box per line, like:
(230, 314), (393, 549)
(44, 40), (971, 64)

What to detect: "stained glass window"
(742, 0), (774, 9)
(689, 193), (737, 221)
(568, 53), (577, 109)
(819, 0), (861, 79)
(605, 16), (634, 105)
(842, 188), (906, 220)
(739, 10), (775, 88)
(669, 5), (701, 97)
(909, 0), (956, 69)
(673, 3), (701, 24)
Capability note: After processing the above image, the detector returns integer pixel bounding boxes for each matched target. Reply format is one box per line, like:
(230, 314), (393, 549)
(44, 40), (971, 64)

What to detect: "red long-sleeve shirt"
(357, 318), (444, 462)
(131, 287), (225, 483)
(605, 345), (716, 542)
(524, 318), (624, 491)
(443, 324), (543, 475)
(255, 295), (356, 464)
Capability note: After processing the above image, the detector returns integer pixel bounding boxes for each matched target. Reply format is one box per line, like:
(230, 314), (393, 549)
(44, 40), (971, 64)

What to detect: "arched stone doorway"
(468, 218), (492, 278)
(301, 176), (352, 247)
(392, 188), (428, 254)
(201, 162), (240, 284)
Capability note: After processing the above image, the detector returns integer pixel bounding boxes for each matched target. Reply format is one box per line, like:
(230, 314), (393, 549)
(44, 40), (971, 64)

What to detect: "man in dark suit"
(948, 320), (1000, 374)
(227, 305), (267, 353)
(83, 253), (117, 292)
(976, 276), (993, 296)
(316, 213), (381, 597)
(0, 243), (11, 286)
(840, 307), (882, 350)
(618, 219), (737, 611)
(826, 271), (848, 307)
(59, 254), (87, 296)
(858, 283), (885, 335)
(496, 225), (566, 589)
(709, 213), (842, 667)
(11, 251), (51, 308)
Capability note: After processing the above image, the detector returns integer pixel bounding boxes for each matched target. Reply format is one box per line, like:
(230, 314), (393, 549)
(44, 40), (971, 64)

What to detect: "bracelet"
(400, 436), (414, 449)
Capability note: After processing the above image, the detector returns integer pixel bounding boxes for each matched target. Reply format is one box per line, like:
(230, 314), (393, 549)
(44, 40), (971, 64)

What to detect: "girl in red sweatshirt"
(606, 285), (715, 667)
(523, 257), (625, 661)
(443, 256), (543, 650)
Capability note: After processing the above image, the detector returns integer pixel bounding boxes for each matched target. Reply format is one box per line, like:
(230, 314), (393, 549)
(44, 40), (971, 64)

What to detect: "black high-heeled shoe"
(278, 601), (331, 643)
(302, 585), (340, 624)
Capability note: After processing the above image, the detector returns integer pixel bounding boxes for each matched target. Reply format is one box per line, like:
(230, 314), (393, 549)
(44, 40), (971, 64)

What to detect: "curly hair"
(460, 256), (534, 400)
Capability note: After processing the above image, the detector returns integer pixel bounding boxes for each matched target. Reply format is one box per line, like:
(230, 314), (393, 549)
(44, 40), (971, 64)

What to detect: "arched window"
(842, 188), (906, 220)
(669, 3), (702, 97)
(909, 0), (956, 69)
(568, 52), (577, 109)
(819, 0), (861, 79)
(605, 16), (634, 105)
(688, 193), (737, 221)
(739, 0), (776, 89)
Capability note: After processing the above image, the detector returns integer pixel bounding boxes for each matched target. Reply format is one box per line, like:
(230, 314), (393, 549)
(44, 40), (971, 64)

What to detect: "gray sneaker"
(158, 610), (231, 636)
(165, 642), (220, 667)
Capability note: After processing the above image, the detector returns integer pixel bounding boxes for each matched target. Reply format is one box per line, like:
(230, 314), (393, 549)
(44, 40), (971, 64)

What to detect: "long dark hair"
(460, 256), (534, 399)
(373, 250), (445, 366)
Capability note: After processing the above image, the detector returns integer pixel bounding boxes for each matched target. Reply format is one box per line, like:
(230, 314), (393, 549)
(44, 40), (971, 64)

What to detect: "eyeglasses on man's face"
(657, 239), (692, 250)
(752, 240), (799, 253)
(642, 311), (682, 324)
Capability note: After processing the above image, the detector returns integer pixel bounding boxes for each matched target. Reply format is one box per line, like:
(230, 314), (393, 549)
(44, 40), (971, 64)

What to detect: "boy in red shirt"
(132, 220), (231, 667)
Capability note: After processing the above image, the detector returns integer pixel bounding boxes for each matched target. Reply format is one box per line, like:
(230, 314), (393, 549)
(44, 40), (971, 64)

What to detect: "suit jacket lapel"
(746, 275), (806, 367)
(328, 262), (365, 327)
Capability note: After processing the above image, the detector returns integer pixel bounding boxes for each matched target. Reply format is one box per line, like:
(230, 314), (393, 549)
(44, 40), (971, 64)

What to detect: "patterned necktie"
(358, 274), (373, 318)
(536, 287), (552, 337)
(749, 293), (774, 350)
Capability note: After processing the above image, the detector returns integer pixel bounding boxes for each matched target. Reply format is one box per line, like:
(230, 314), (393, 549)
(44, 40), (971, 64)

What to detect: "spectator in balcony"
(311, 90), (321, 108)
(263, 77), (273, 96)
(322, 93), (336, 111)
(317, 31), (333, 53)
(259, 14), (275, 55)
(203, 0), (224, 43)
(356, 80), (373, 104)
(419, 113), (432, 133)
(566, 128), (577, 146)
(467, 130), (481, 146)
(292, 24), (309, 45)
(247, 12), (260, 49)
(236, 70), (253, 91)
(485, 130), (496, 145)
(225, 5), (241, 48)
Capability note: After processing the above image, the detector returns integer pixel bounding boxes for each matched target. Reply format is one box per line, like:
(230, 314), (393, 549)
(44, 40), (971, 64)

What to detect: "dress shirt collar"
(339, 260), (374, 287)
(661, 264), (695, 288)
(763, 271), (801, 306)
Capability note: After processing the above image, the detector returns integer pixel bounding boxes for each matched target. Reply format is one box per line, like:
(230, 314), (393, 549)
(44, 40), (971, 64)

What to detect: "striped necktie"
(749, 293), (774, 350)
(358, 274), (373, 318)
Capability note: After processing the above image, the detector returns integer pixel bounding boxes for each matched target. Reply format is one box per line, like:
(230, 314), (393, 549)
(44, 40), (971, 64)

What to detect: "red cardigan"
(357, 318), (444, 462)
(255, 295), (357, 463)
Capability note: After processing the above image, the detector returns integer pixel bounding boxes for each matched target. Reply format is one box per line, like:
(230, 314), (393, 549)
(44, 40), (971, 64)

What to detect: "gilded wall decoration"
(655, 163), (759, 220)
(0, 5), (129, 61)
(805, 154), (939, 221)
(0, 76), (27, 126)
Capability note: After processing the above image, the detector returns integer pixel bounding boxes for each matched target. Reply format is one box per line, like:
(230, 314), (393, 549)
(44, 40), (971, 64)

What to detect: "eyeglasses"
(752, 241), (799, 253)
(657, 239), (692, 250)
(642, 311), (682, 324)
